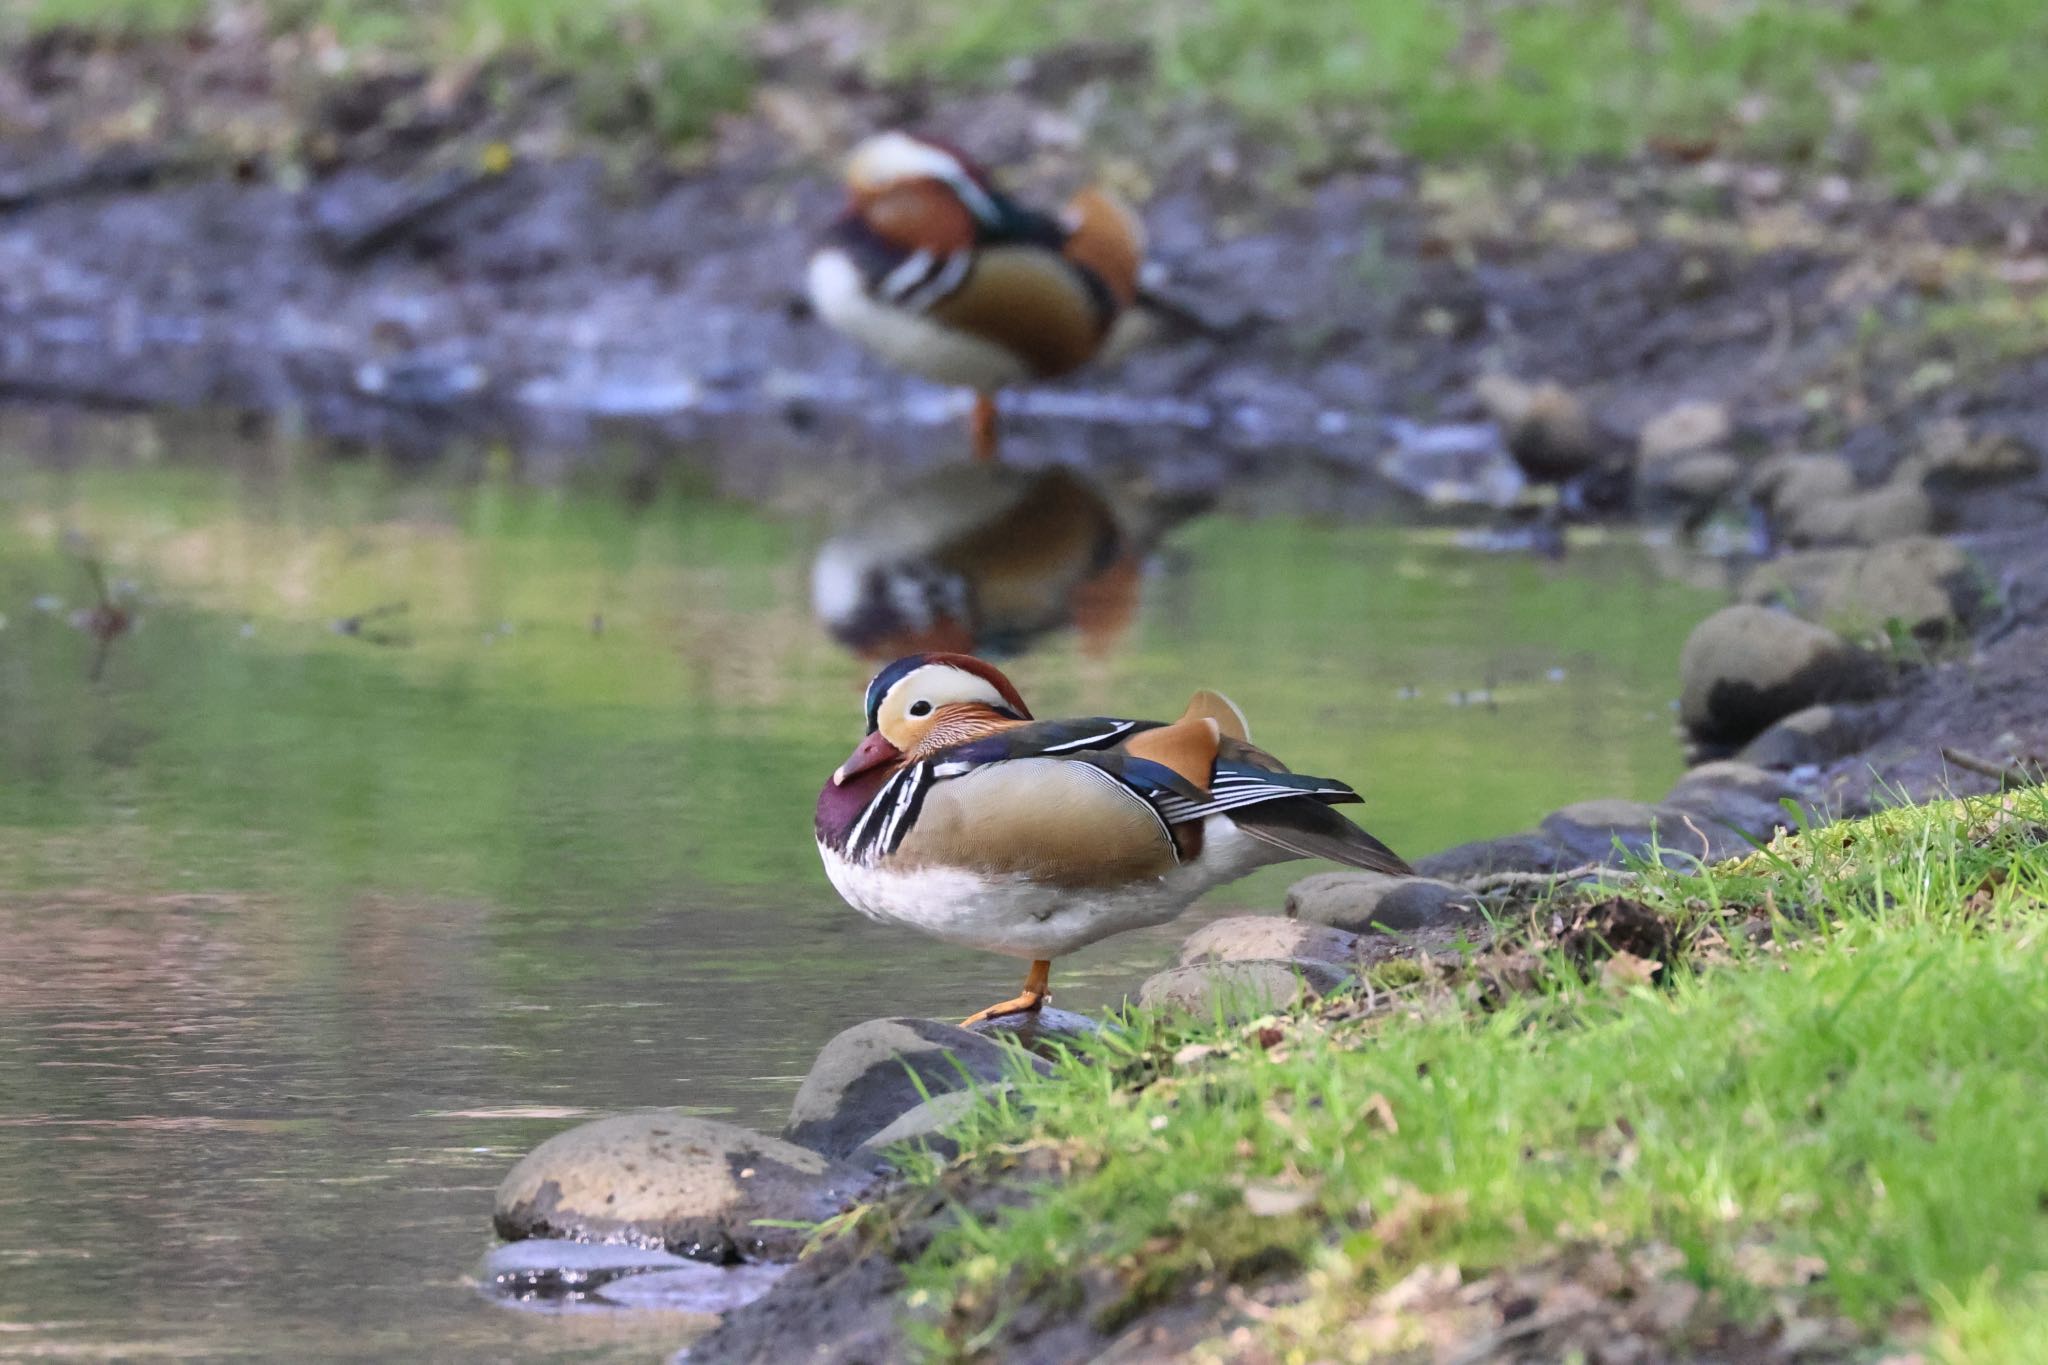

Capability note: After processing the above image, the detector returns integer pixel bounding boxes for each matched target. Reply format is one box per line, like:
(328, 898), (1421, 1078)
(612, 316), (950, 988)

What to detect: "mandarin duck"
(806, 131), (1146, 463)
(814, 654), (1412, 1024)
(811, 464), (1139, 661)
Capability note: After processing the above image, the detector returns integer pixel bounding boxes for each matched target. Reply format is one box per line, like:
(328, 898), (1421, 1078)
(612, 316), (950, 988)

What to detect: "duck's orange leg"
(970, 392), (1000, 463)
(962, 959), (1050, 1026)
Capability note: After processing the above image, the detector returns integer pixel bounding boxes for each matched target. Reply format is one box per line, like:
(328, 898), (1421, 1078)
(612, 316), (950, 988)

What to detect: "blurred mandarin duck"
(814, 653), (1411, 1024)
(806, 131), (1146, 462)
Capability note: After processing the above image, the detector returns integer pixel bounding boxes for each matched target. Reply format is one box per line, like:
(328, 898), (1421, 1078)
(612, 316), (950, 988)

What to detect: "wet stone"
(962, 1006), (1098, 1055)
(854, 1087), (997, 1164)
(593, 1261), (788, 1314)
(493, 1111), (875, 1263)
(483, 1238), (692, 1301)
(784, 1017), (1040, 1160)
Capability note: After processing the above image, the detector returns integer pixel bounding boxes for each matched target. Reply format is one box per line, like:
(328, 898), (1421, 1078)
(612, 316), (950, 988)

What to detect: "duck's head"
(831, 652), (1032, 785)
(844, 132), (999, 213)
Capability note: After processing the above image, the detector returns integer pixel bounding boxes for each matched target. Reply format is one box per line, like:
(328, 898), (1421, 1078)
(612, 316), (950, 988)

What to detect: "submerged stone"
(493, 1111), (874, 1263)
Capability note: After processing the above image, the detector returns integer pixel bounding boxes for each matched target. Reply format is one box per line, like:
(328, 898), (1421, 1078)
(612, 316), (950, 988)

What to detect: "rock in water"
(493, 1112), (875, 1262)
(783, 1017), (1037, 1160)
(1678, 605), (1889, 748)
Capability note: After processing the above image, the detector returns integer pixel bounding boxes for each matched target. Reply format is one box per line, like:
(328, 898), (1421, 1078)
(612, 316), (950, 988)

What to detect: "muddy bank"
(6, 34), (2048, 524)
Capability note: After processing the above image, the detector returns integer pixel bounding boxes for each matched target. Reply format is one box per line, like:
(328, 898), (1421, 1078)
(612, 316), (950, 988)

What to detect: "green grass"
(10, 0), (2048, 190)
(872, 788), (2048, 1360)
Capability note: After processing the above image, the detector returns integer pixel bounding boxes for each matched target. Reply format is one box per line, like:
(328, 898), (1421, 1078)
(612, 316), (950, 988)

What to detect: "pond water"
(0, 407), (1721, 1359)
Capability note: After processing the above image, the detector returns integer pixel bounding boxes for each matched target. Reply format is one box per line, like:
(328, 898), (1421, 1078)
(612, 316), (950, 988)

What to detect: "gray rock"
(1474, 374), (1599, 482)
(1781, 483), (1935, 548)
(1911, 420), (2041, 489)
(1642, 449), (1743, 511)
(482, 1238), (692, 1299)
(1638, 400), (1731, 463)
(1734, 702), (1886, 770)
(1743, 536), (1983, 639)
(1180, 914), (1361, 965)
(1283, 872), (1481, 934)
(1750, 453), (1856, 516)
(1412, 830), (1574, 881)
(1678, 604), (1890, 747)
(493, 1112), (874, 1262)
(854, 1087), (994, 1163)
(784, 1017), (1035, 1160)
(1136, 959), (1348, 1018)
(594, 1260), (788, 1314)
(962, 1006), (1098, 1053)
(1540, 798), (1749, 866)
(1665, 760), (1808, 845)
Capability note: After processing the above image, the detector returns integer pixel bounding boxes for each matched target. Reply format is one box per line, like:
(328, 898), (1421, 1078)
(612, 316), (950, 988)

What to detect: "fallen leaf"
(1601, 949), (1663, 991)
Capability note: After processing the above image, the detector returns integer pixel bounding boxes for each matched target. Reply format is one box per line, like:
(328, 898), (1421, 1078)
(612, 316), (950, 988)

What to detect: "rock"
(1911, 419), (2042, 489)
(1678, 604), (1890, 748)
(784, 1017), (1034, 1160)
(1734, 702), (1886, 770)
(1136, 959), (1348, 1018)
(1474, 374), (1599, 482)
(1412, 830), (1574, 882)
(1750, 453), (1855, 515)
(1539, 798), (1750, 866)
(1780, 483), (1935, 548)
(1179, 914), (1360, 966)
(1283, 872), (1482, 934)
(962, 1006), (1098, 1054)
(482, 1238), (691, 1299)
(493, 1112), (875, 1262)
(1743, 536), (1984, 639)
(854, 1087), (993, 1163)
(594, 1260), (788, 1313)
(1642, 449), (1742, 507)
(1664, 760), (1808, 843)
(1638, 400), (1731, 463)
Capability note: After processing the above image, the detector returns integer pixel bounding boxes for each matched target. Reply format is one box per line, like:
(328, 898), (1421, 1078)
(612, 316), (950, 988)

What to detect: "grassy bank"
(10, 0), (2048, 191)
(874, 788), (2048, 1359)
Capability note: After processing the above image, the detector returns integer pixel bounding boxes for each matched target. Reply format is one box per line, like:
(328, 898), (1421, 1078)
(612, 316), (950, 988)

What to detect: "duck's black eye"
(908, 699), (933, 717)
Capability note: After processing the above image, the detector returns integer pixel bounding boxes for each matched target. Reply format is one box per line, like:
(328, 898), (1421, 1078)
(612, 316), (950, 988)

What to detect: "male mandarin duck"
(814, 654), (1411, 1024)
(806, 131), (1147, 462)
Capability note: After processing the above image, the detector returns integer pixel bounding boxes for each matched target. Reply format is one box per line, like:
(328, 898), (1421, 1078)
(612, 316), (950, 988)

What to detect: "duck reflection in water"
(812, 463), (1203, 660)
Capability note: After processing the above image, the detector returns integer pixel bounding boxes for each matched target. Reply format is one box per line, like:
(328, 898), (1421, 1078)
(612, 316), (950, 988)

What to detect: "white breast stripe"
(879, 249), (940, 302)
(1039, 721), (1139, 754)
(900, 251), (973, 312)
(873, 762), (931, 858)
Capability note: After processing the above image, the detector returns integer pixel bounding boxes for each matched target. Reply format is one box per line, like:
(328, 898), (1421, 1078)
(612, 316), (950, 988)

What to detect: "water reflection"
(812, 464), (1190, 660)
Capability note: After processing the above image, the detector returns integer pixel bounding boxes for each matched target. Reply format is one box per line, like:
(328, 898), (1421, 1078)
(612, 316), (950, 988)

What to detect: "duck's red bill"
(832, 732), (901, 786)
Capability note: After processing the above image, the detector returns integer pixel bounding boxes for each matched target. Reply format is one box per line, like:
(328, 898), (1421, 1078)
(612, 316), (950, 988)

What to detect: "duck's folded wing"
(891, 758), (1180, 887)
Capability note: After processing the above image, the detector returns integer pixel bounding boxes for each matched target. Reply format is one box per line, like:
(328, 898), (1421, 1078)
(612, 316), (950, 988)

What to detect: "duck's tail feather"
(1232, 799), (1412, 876)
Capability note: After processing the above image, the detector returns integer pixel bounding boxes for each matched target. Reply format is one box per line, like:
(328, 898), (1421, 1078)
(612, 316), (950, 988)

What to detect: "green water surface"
(0, 411), (1720, 1359)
